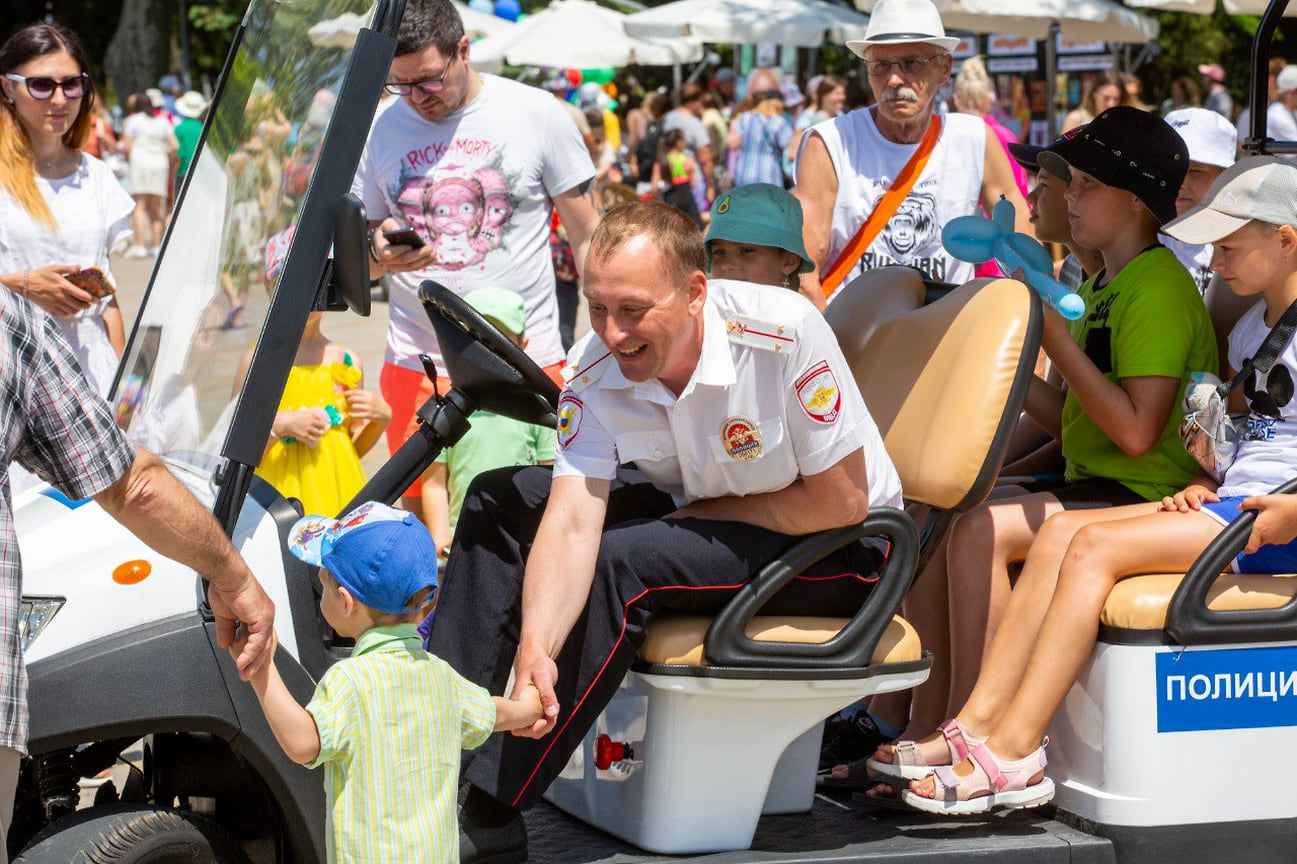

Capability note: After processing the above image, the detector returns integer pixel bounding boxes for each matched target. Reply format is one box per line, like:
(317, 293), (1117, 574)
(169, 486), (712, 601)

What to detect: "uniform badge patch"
(557, 394), (583, 449)
(720, 416), (763, 461)
(795, 360), (842, 424)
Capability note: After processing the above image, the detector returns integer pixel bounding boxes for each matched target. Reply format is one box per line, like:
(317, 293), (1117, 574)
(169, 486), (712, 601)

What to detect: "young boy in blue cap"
(231, 501), (543, 862)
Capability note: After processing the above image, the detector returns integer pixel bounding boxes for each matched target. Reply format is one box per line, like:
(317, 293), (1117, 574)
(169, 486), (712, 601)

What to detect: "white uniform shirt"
(553, 279), (903, 509)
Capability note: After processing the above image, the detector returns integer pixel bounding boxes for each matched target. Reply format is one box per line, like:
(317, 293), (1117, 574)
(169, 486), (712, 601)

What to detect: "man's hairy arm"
(511, 475), (611, 737)
(792, 132), (838, 310)
(672, 448), (870, 535)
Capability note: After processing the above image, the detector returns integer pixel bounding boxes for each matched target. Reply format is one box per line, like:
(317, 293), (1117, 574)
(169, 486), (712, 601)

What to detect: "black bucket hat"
(1036, 106), (1188, 225)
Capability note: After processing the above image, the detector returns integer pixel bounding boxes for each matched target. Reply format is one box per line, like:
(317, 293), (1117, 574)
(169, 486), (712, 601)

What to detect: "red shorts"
(379, 360), (565, 497)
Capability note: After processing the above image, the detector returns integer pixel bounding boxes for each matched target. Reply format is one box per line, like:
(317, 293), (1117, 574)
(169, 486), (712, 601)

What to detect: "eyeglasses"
(862, 55), (944, 80)
(4, 73), (90, 101)
(384, 55), (457, 96)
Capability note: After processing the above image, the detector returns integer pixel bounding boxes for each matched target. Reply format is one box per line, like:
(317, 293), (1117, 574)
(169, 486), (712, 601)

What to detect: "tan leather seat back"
(825, 274), (1040, 511)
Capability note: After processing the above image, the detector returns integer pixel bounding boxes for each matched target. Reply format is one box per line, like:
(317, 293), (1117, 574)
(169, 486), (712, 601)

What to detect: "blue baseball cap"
(287, 502), (437, 615)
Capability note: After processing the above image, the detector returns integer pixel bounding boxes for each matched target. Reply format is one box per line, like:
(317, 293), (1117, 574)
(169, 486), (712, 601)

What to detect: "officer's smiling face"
(584, 235), (706, 395)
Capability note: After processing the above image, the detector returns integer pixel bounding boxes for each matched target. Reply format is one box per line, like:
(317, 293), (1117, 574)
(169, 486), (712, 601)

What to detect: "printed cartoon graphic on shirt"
(389, 145), (521, 272)
(795, 359), (842, 424)
(1079, 289), (1119, 375)
(857, 182), (946, 281)
(1241, 364), (1294, 441)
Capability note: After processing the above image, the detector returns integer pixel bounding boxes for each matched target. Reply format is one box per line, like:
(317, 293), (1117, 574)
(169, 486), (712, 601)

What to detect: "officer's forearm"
(673, 451), (871, 535)
(519, 476), (610, 658)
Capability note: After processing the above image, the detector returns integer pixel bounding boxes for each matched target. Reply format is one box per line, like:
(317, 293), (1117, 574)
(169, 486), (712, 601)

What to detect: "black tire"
(15, 804), (250, 864)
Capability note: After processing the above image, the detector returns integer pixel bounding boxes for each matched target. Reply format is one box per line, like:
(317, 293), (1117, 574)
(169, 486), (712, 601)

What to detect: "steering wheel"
(418, 281), (560, 428)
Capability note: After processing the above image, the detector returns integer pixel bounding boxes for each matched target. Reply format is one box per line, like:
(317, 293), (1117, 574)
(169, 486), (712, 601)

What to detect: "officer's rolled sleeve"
(552, 391), (619, 481)
(783, 309), (872, 478)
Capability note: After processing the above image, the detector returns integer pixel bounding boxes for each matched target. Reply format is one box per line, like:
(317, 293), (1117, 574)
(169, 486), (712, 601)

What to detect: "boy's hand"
(229, 626), (277, 684)
(510, 645), (560, 739)
(516, 683), (544, 726)
(1240, 494), (1297, 554)
(1162, 484), (1218, 513)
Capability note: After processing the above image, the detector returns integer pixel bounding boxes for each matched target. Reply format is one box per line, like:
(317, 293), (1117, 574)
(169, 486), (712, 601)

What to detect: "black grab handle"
(703, 507), (919, 669)
(1166, 477), (1297, 646)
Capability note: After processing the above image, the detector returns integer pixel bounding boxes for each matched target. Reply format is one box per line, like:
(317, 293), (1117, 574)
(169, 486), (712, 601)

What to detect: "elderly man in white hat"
(793, 0), (1030, 308)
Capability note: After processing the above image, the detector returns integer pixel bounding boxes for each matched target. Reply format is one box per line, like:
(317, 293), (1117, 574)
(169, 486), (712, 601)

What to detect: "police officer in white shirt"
(431, 201), (902, 862)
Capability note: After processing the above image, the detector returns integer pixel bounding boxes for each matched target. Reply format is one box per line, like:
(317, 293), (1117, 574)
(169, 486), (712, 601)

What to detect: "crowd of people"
(3, 0), (1297, 862)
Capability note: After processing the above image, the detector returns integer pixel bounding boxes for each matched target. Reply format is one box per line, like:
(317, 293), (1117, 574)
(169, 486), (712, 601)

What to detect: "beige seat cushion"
(1101, 572), (1297, 631)
(637, 614), (922, 667)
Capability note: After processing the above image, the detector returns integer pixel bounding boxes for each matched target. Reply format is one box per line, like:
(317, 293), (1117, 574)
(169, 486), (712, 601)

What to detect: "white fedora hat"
(846, 0), (960, 58)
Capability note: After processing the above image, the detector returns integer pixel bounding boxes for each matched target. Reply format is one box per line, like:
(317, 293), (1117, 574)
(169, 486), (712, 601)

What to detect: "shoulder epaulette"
(560, 347), (614, 394)
(725, 314), (797, 353)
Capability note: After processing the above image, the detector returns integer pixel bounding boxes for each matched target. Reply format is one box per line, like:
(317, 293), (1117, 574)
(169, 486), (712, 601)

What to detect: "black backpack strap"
(1215, 297), (1297, 399)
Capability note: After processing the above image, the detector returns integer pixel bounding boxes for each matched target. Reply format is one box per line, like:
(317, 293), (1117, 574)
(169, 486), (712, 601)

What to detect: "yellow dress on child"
(256, 360), (366, 517)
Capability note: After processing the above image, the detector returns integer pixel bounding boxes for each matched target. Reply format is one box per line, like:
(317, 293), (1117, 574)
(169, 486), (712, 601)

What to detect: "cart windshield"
(110, 0), (377, 474)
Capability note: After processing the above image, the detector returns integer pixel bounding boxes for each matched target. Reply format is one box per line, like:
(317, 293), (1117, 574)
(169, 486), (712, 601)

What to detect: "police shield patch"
(795, 360), (841, 424)
(557, 394), (584, 449)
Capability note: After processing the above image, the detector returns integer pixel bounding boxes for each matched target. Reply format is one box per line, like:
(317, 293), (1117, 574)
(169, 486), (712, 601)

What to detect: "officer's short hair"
(397, 0), (465, 58)
(589, 201), (706, 291)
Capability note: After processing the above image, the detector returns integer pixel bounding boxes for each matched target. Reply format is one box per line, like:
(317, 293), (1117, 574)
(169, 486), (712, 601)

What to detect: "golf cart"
(9, 0), (1297, 861)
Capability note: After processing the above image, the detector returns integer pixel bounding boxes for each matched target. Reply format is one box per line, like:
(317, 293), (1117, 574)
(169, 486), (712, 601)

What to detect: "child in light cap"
(423, 288), (556, 559)
(231, 501), (543, 862)
(1161, 107), (1237, 293)
(704, 183), (815, 290)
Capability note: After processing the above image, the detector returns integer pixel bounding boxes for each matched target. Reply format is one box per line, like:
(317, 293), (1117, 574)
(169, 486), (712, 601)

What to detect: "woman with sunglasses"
(0, 23), (132, 399)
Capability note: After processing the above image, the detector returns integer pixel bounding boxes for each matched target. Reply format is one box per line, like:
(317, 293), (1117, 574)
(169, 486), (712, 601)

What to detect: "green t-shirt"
(1061, 245), (1218, 501)
(174, 117), (203, 176)
(435, 412), (556, 537)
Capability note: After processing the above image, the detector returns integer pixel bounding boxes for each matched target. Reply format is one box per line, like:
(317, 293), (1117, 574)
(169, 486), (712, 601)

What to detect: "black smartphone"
(383, 228), (423, 248)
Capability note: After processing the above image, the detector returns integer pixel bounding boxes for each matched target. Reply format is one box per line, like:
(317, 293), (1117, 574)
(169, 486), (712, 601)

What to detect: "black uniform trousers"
(427, 464), (885, 810)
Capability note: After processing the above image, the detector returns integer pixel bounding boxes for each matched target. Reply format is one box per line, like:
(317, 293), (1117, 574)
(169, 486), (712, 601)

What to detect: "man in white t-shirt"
(356, 0), (599, 516)
(793, 0), (1029, 309)
(663, 83), (716, 213)
(429, 202), (902, 861)
(1162, 107), (1237, 294)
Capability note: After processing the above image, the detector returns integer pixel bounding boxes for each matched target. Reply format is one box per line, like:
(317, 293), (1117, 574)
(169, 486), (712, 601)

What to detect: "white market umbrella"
(625, 0), (871, 48)
(854, 0), (1158, 42)
(468, 0), (703, 72)
(307, 4), (513, 48)
(1123, 0), (1297, 13)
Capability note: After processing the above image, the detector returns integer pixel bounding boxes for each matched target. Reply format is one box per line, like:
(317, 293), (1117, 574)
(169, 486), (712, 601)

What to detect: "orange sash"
(820, 115), (943, 299)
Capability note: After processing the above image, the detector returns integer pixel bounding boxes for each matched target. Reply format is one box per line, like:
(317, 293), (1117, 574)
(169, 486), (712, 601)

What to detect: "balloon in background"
(493, 0), (522, 21)
(580, 67), (616, 85)
(941, 197), (1086, 321)
(468, 0), (494, 14)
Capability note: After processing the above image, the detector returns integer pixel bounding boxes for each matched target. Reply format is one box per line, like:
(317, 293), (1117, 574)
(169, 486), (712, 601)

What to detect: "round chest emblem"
(720, 416), (763, 462)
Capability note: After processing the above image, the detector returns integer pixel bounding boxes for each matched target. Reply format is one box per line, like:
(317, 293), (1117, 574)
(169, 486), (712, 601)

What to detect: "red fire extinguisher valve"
(594, 734), (634, 769)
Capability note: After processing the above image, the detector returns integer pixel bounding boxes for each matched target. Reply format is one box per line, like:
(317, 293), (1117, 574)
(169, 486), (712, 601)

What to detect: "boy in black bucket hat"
(858, 106), (1220, 813)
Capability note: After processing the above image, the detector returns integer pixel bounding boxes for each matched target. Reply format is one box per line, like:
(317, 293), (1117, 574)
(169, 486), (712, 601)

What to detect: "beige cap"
(1162, 155), (1297, 245)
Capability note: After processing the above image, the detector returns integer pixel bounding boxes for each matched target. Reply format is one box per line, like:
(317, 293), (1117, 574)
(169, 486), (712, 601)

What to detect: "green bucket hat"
(705, 183), (816, 274)
(463, 287), (526, 338)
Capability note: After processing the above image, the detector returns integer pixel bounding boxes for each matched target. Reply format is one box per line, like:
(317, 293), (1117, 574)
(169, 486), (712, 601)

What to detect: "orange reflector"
(112, 560), (151, 585)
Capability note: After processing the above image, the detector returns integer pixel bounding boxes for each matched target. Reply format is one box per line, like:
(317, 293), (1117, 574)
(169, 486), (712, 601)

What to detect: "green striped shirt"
(305, 623), (495, 863)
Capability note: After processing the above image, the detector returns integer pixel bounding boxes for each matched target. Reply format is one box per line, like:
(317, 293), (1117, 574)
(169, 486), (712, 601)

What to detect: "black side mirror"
(322, 192), (371, 317)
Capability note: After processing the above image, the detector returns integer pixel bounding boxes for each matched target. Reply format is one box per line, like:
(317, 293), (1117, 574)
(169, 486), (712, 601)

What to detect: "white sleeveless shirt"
(810, 108), (986, 297)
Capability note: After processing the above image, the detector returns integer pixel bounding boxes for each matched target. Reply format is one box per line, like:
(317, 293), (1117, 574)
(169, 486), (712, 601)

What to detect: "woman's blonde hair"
(0, 23), (95, 227)
(954, 55), (994, 116)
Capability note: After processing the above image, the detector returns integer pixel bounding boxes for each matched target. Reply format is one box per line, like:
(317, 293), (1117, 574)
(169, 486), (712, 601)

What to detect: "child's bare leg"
(945, 493), (1066, 721)
(893, 529), (954, 739)
(910, 508), (1223, 799)
(955, 502), (1162, 734)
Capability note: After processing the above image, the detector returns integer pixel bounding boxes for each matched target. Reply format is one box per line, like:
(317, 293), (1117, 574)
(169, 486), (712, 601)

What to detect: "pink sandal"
(865, 719), (986, 780)
(900, 741), (1054, 815)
